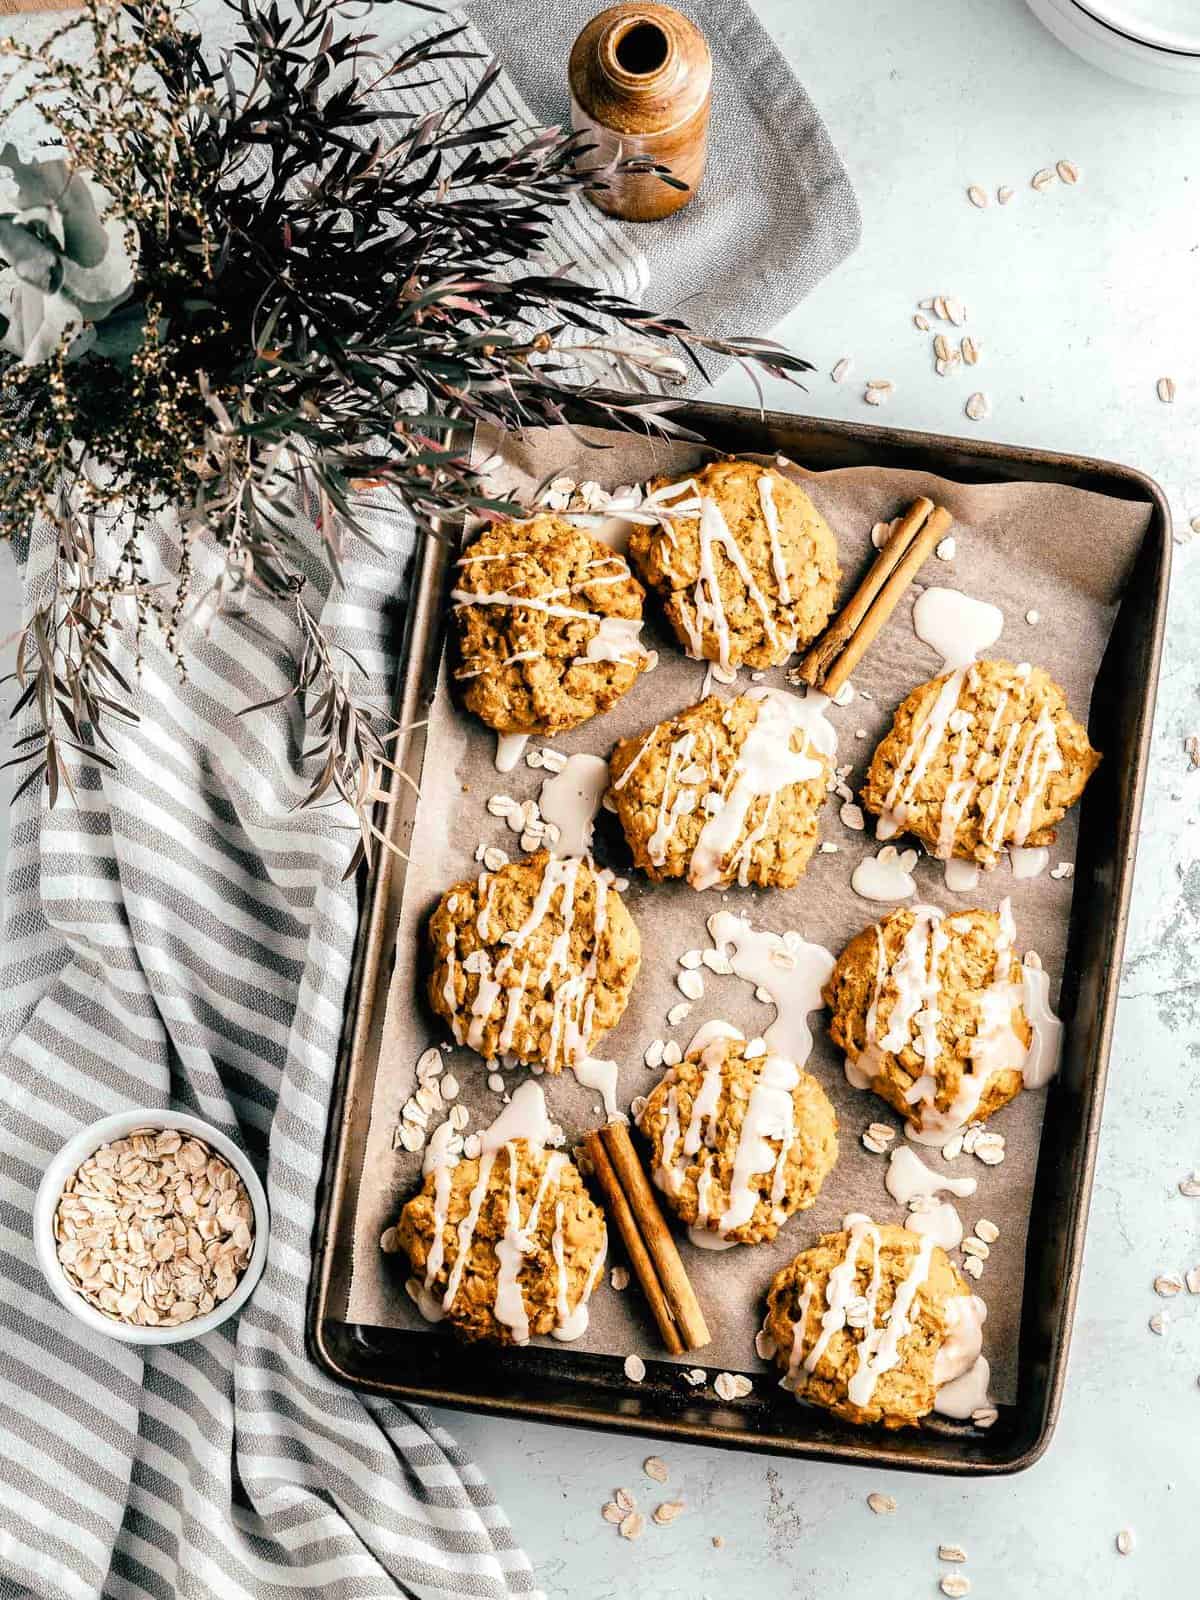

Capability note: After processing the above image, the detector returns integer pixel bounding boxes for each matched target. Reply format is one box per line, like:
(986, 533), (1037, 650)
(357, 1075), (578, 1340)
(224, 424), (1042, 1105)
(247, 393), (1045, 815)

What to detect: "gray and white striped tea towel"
(0, 3), (857, 1596)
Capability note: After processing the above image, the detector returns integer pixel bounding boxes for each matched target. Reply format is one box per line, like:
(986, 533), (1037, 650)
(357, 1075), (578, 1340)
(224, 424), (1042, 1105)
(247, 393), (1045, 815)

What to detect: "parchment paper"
(348, 423), (1151, 1410)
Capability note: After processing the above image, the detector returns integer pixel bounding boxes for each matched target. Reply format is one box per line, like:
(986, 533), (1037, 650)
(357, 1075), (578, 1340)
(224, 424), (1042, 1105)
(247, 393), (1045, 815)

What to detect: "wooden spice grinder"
(568, 3), (712, 222)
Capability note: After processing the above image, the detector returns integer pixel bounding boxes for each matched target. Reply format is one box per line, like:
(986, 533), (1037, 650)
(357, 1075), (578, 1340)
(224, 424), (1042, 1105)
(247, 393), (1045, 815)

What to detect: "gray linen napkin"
(467, 0), (862, 353)
(0, 5), (857, 1598)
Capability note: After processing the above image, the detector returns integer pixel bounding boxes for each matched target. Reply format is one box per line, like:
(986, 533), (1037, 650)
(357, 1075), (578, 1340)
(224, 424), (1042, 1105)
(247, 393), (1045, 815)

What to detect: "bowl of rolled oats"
(33, 1110), (269, 1344)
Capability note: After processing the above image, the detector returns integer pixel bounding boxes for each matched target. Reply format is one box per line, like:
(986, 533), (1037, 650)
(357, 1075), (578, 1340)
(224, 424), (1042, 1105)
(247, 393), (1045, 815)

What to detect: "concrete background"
(2, 0), (1198, 1590)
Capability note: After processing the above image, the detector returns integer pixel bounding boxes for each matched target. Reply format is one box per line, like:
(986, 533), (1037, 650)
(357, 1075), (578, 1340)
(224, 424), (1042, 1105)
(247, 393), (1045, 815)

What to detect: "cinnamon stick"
(821, 503), (952, 701)
(795, 498), (952, 701)
(796, 496), (936, 688)
(584, 1130), (684, 1355)
(599, 1122), (711, 1353)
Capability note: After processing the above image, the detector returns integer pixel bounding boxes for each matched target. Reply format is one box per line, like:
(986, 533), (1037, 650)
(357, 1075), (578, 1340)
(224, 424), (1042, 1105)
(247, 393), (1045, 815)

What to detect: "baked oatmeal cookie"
(608, 687), (835, 891)
(426, 851), (640, 1069)
(762, 1219), (985, 1428)
(636, 1028), (838, 1246)
(626, 458), (840, 671)
(452, 514), (652, 737)
(397, 1138), (606, 1345)
(861, 658), (1099, 867)
(824, 901), (1033, 1139)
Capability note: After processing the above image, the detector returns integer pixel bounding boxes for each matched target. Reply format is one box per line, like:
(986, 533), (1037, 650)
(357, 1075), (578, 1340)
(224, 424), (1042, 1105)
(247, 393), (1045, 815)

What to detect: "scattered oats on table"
(1148, 1311), (1168, 1335)
(1157, 377), (1177, 404)
(831, 357), (853, 383)
(643, 1456), (668, 1483)
(652, 1501), (685, 1525)
(940, 1576), (971, 1599)
(1031, 167), (1056, 192)
(939, 1544), (968, 1564)
(1116, 1528), (1134, 1555)
(867, 1492), (897, 1515)
(966, 184), (988, 208)
(1056, 159), (1080, 184)
(965, 392), (990, 422)
(997, 185), (1014, 204)
(618, 1511), (645, 1541)
(1154, 1272), (1183, 1297)
(624, 1353), (647, 1382)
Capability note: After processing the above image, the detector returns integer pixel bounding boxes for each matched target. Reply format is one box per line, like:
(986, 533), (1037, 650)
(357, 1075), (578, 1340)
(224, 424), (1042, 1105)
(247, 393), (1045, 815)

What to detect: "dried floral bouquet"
(0, 0), (809, 868)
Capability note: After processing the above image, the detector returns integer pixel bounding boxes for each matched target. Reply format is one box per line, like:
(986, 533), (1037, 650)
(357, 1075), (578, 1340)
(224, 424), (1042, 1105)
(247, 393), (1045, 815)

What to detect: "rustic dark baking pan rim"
(306, 397), (1171, 1477)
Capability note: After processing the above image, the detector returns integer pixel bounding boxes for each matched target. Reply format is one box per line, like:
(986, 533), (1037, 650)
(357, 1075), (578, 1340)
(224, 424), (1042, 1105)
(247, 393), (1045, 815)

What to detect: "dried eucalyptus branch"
(0, 0), (812, 867)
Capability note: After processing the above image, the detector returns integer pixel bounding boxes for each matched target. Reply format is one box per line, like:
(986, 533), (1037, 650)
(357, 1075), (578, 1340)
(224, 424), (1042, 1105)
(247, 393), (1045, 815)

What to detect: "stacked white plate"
(1027, 0), (1200, 91)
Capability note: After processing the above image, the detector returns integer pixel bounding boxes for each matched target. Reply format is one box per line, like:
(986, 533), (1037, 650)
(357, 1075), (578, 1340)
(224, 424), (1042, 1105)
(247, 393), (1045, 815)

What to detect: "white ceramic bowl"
(1026, 0), (1200, 93)
(33, 1109), (270, 1345)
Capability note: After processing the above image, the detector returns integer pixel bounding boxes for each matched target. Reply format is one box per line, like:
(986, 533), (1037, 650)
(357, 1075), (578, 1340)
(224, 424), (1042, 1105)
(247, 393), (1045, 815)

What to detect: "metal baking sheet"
(308, 397), (1169, 1475)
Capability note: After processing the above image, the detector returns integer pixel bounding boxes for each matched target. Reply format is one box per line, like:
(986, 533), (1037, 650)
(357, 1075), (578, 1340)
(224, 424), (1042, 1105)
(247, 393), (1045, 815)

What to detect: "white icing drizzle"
(875, 589), (1065, 869)
(648, 1030), (804, 1244)
(494, 1146), (564, 1343)
(779, 1280), (815, 1390)
(451, 586), (590, 622)
(851, 845), (918, 902)
(796, 1219), (936, 1410)
(688, 688), (833, 889)
(571, 1054), (622, 1121)
(580, 613), (653, 667)
(539, 753), (609, 858)
(1009, 845), (1049, 880)
(688, 1225), (739, 1252)
(443, 856), (618, 1070)
(913, 587), (1004, 671)
(411, 1083), (602, 1344)
(1020, 955), (1063, 1087)
(943, 857), (981, 894)
(847, 899), (1033, 1139)
(494, 732), (529, 773)
(651, 479), (795, 670)
(647, 731), (698, 865)
(611, 727), (657, 793)
(722, 1052), (801, 1235)
(885, 1146), (978, 1204)
(933, 1295), (991, 1418)
(757, 473), (791, 603)
(905, 1201), (964, 1251)
(707, 909), (834, 1064)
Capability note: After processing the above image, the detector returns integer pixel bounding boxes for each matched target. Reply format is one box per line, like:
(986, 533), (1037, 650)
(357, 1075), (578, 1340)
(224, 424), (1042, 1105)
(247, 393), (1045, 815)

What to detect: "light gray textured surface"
(1, 0), (1197, 1590)
(435, 1), (1199, 1590)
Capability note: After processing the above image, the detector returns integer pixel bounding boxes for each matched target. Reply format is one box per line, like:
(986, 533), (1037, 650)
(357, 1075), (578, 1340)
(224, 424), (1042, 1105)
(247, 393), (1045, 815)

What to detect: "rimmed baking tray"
(308, 396), (1170, 1475)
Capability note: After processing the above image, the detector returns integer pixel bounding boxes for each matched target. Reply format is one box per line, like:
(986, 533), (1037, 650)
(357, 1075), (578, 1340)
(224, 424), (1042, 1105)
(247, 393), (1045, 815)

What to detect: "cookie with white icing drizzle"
(763, 1219), (984, 1428)
(861, 658), (1099, 867)
(452, 514), (653, 741)
(824, 900), (1038, 1140)
(426, 851), (640, 1070)
(636, 1030), (838, 1246)
(608, 687), (836, 891)
(627, 458), (840, 671)
(396, 1084), (607, 1345)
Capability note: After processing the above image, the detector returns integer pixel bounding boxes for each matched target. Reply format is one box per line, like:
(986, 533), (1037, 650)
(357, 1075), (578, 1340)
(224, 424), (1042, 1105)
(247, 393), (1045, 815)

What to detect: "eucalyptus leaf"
(88, 300), (152, 364)
(0, 218), (62, 294)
